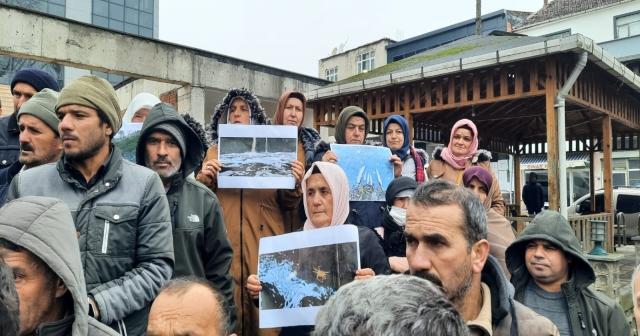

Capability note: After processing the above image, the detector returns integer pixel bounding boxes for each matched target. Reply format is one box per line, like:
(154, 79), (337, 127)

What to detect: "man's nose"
(409, 245), (433, 270)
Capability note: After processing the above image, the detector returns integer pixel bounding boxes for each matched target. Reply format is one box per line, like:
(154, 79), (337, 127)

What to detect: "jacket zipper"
(172, 201), (179, 229)
(578, 312), (589, 336)
(239, 190), (245, 336)
(101, 220), (110, 254)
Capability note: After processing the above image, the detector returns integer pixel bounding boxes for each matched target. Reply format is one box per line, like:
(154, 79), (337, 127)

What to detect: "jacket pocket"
(92, 205), (138, 257)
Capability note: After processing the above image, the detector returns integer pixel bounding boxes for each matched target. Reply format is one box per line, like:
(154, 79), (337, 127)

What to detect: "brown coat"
(426, 149), (505, 216)
(196, 145), (302, 336)
(486, 208), (516, 279)
(493, 300), (560, 336)
(281, 140), (306, 233)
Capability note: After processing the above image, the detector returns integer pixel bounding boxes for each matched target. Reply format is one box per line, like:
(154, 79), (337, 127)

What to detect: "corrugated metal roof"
(520, 153), (589, 165)
(519, 0), (633, 28)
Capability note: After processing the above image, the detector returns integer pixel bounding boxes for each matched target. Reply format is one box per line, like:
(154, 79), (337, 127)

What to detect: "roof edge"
(307, 34), (640, 102)
(319, 38), (396, 62)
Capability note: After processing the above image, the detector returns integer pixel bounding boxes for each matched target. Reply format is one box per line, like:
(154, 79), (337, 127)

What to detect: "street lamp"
(588, 220), (608, 255)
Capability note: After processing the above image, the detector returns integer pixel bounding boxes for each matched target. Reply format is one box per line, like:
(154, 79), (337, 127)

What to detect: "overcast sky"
(159, 0), (544, 78)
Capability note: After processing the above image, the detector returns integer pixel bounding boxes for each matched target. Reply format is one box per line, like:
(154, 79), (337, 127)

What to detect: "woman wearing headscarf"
(246, 162), (390, 335)
(273, 91), (322, 233)
(382, 115), (427, 182)
(462, 166), (516, 278)
(427, 119), (506, 215)
(122, 92), (161, 123)
(195, 88), (305, 336)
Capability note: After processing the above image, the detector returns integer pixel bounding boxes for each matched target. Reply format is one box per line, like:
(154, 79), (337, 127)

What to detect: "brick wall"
(160, 89), (178, 109)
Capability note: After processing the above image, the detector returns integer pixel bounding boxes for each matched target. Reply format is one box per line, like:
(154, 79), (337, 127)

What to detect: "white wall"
(516, 0), (640, 42)
(318, 40), (392, 81)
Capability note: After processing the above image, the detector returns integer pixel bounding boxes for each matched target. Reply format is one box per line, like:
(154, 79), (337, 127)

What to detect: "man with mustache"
(6, 74), (174, 336)
(0, 68), (60, 188)
(506, 211), (629, 336)
(136, 103), (237, 331)
(405, 180), (559, 336)
(0, 89), (62, 205)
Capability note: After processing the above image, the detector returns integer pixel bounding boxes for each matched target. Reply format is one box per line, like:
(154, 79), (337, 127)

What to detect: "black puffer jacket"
(380, 177), (418, 258)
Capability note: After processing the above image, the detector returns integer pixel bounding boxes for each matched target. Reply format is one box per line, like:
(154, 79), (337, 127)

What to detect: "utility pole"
(476, 0), (482, 35)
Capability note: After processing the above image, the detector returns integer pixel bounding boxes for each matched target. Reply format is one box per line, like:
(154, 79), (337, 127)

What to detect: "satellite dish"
(338, 44), (345, 53)
(331, 47), (338, 55)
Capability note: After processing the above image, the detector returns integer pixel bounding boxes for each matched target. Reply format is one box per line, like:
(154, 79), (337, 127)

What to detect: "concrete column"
(177, 85), (206, 124)
(586, 253), (623, 299)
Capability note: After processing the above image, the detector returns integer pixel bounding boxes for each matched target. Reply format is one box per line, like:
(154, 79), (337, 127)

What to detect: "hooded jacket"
(428, 147), (506, 216)
(0, 113), (19, 182)
(136, 103), (237, 331)
(0, 197), (119, 336)
(506, 211), (630, 336)
(7, 145), (174, 336)
(196, 87), (301, 336)
(380, 177), (418, 258)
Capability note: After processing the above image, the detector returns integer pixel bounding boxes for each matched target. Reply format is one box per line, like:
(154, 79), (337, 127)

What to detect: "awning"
(520, 154), (589, 170)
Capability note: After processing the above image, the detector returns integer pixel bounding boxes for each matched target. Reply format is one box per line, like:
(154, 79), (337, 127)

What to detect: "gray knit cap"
(17, 88), (60, 135)
(151, 123), (187, 159)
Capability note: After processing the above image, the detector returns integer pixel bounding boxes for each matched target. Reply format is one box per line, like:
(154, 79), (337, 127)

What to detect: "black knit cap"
(10, 68), (60, 93)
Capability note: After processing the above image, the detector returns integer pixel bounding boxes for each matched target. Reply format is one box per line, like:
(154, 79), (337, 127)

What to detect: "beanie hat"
(151, 123), (187, 159)
(11, 68), (60, 93)
(17, 89), (60, 135)
(335, 106), (370, 144)
(56, 75), (122, 134)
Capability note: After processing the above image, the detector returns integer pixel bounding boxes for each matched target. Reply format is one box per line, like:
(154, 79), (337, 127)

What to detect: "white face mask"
(388, 206), (407, 226)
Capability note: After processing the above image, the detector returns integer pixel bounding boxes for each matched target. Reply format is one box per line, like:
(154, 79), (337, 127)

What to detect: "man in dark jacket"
(0, 89), (62, 205)
(506, 211), (630, 336)
(136, 103), (237, 331)
(0, 197), (119, 336)
(0, 68), (60, 181)
(313, 106), (402, 229)
(7, 75), (174, 336)
(405, 180), (559, 336)
(522, 172), (544, 216)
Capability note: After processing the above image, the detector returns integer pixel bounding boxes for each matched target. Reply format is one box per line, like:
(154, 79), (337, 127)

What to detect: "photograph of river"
(219, 137), (297, 177)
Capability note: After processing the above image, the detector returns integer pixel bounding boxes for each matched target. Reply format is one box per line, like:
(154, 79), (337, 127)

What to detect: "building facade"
(0, 0), (159, 116)
(317, 38), (395, 84)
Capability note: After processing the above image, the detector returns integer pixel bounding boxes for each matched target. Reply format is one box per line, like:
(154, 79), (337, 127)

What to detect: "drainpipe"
(557, 52), (588, 219)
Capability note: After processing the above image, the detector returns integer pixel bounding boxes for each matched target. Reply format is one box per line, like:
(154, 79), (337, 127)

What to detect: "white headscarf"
(302, 162), (350, 230)
(122, 93), (161, 123)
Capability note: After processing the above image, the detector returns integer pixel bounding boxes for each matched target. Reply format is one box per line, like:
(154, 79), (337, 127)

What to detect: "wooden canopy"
(308, 35), (640, 250)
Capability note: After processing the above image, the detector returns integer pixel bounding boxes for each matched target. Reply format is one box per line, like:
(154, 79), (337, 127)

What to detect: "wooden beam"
(602, 114), (614, 253)
(500, 66), (509, 97)
(514, 153), (522, 216)
(546, 59), (560, 211)
(313, 102), (320, 132)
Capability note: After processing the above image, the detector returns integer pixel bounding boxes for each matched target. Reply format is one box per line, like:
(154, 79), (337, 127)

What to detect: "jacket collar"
(35, 315), (74, 336)
(57, 145), (123, 190)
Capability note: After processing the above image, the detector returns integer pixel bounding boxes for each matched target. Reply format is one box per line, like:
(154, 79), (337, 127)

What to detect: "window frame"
(356, 50), (376, 74)
(325, 67), (338, 82)
(614, 10), (640, 39)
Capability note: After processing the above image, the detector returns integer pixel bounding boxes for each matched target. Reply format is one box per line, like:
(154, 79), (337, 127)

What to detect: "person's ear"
(470, 239), (490, 275)
(54, 277), (68, 299)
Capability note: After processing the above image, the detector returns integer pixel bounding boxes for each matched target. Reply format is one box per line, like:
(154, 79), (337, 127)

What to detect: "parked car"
(567, 186), (640, 239)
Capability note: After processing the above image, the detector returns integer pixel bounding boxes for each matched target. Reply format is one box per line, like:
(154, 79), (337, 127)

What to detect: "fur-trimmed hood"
(432, 146), (491, 163)
(207, 87), (269, 142)
(182, 112), (210, 159)
(414, 148), (428, 163)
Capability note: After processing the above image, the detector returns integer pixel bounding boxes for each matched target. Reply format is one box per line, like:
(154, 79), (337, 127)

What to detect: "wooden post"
(602, 114), (614, 253)
(313, 102), (320, 132)
(545, 59), (559, 211)
(589, 146), (596, 212)
(514, 153), (522, 216)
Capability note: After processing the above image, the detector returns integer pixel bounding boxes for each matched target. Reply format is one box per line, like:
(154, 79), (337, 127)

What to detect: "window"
(0, 0), (66, 17)
(616, 195), (640, 213)
(356, 51), (375, 74)
(578, 194), (604, 213)
(616, 12), (640, 38)
(629, 159), (640, 186)
(325, 67), (338, 82)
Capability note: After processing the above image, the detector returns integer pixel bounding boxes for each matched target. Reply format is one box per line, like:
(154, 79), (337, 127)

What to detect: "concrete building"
(318, 38), (395, 84)
(0, 0), (159, 116)
(0, 4), (329, 126)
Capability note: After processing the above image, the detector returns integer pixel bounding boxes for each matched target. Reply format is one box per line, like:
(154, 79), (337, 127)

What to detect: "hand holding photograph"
(218, 124), (298, 189)
(258, 225), (360, 328)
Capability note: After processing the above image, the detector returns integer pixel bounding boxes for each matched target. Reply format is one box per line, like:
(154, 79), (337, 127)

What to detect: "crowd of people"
(0, 67), (635, 336)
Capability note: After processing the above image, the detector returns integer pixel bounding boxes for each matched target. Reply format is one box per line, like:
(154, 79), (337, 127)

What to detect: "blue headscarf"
(382, 115), (411, 161)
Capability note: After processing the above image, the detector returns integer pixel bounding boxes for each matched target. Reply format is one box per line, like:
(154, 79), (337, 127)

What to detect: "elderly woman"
(382, 115), (427, 182)
(246, 162), (391, 334)
(196, 87), (305, 336)
(274, 91), (322, 233)
(462, 166), (515, 278)
(427, 119), (505, 215)
(122, 92), (161, 123)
